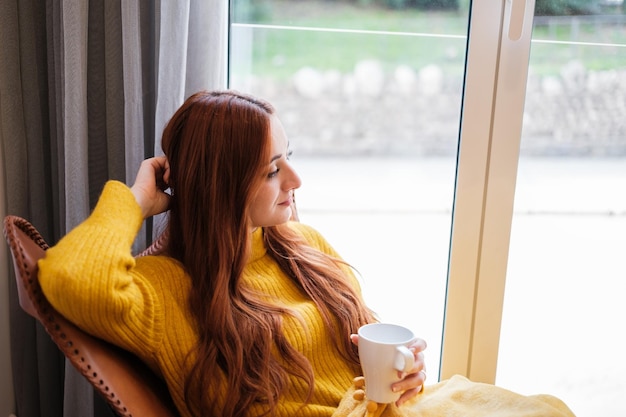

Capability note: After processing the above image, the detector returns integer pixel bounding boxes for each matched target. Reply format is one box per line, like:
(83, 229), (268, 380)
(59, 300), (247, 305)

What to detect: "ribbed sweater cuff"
(90, 180), (144, 241)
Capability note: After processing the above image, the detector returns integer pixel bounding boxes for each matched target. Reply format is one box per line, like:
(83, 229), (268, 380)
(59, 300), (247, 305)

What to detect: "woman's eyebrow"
(269, 142), (290, 163)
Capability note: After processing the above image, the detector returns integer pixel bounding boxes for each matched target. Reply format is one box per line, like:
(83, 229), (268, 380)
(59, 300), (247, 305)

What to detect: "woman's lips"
(278, 196), (293, 206)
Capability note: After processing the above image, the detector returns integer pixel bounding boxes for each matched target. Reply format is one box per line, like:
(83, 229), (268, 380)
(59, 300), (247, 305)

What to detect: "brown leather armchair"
(3, 215), (181, 417)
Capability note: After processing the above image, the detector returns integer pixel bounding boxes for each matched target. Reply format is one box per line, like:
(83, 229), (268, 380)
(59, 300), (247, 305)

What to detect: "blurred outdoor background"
(229, 1), (626, 416)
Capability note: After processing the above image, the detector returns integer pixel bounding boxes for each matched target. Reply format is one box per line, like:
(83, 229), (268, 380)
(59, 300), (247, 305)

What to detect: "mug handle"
(393, 345), (414, 372)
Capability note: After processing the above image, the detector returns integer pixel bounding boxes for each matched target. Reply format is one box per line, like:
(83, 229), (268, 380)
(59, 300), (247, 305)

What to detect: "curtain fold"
(0, 0), (227, 415)
(60, 0), (90, 230)
(1, 0), (65, 415)
(154, 0), (227, 156)
(122, 0), (155, 252)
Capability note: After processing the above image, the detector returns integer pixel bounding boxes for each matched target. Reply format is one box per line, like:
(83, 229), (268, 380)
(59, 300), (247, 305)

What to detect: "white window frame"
(441, 0), (536, 383)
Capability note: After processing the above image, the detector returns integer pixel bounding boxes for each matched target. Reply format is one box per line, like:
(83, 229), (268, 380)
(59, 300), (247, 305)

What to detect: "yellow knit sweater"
(38, 180), (361, 417)
(38, 181), (578, 417)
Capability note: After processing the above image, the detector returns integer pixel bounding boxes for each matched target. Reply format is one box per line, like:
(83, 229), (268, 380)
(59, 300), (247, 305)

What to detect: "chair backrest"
(3, 215), (181, 417)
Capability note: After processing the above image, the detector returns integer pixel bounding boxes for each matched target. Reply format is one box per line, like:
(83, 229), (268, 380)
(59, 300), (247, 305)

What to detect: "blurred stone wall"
(248, 59), (626, 157)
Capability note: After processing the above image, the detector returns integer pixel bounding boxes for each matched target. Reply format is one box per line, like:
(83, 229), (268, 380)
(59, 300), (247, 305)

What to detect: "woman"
(38, 90), (427, 417)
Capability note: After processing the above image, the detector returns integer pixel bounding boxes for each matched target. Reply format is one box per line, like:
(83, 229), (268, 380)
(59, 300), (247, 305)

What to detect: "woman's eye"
(286, 150), (293, 161)
(268, 168), (279, 178)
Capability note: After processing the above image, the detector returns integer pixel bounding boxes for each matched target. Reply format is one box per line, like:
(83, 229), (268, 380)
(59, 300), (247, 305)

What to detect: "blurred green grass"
(230, 0), (626, 79)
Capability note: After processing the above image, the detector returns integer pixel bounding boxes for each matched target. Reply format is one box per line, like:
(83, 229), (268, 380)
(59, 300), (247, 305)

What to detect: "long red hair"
(161, 90), (375, 417)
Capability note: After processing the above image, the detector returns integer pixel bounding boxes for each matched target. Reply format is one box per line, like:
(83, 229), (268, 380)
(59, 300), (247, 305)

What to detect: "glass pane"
(229, 0), (470, 376)
(497, 4), (626, 417)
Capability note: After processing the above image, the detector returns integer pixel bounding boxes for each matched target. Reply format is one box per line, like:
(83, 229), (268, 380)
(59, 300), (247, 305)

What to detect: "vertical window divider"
(441, 0), (536, 384)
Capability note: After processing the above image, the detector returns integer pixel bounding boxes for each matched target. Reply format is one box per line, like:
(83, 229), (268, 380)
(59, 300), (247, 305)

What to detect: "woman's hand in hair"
(350, 334), (428, 407)
(130, 156), (171, 219)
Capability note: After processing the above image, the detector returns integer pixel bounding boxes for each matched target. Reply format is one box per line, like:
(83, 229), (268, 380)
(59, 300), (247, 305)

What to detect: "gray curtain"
(0, 0), (227, 416)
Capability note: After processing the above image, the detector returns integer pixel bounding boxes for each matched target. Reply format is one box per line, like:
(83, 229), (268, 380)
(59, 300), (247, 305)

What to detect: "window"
(497, 6), (626, 417)
(229, 0), (470, 377)
(227, 5), (622, 416)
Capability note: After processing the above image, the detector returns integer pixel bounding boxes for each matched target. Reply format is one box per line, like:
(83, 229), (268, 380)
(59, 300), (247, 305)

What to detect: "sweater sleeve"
(38, 180), (164, 353)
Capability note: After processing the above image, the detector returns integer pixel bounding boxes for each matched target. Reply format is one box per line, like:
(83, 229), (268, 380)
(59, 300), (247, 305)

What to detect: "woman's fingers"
(352, 332), (428, 406)
(396, 385), (423, 407)
(392, 365), (427, 406)
(391, 341), (427, 406)
(131, 157), (171, 218)
(411, 338), (428, 353)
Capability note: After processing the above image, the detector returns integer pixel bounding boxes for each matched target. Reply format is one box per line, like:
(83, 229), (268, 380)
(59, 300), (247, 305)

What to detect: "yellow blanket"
(334, 375), (576, 417)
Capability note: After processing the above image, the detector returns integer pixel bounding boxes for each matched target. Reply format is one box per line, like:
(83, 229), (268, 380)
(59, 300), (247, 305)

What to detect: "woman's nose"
(285, 164), (302, 190)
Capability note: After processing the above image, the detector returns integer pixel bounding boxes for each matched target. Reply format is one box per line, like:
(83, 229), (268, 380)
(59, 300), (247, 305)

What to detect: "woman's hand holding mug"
(351, 323), (427, 406)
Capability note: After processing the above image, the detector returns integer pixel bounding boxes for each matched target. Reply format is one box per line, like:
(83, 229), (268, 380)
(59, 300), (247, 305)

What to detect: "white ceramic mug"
(357, 323), (416, 403)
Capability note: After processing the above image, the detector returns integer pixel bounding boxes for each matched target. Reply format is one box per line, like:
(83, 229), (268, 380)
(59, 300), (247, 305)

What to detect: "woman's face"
(248, 115), (302, 228)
